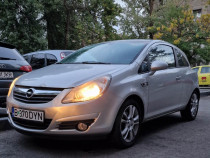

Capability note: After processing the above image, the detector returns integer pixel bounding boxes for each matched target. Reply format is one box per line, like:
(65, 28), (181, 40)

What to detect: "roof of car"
(23, 50), (75, 56)
(0, 42), (16, 49)
(105, 39), (160, 43)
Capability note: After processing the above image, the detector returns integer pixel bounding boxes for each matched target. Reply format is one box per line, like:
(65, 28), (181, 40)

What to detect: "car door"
(174, 48), (192, 105)
(146, 44), (183, 118)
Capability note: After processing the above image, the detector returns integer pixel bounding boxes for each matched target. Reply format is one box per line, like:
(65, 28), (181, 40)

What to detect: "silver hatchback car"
(7, 40), (199, 148)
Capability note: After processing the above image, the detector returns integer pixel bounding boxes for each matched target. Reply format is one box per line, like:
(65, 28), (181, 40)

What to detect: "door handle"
(176, 76), (181, 81)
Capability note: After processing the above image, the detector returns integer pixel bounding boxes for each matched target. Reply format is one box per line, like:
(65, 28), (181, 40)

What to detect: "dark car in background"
(23, 50), (75, 70)
(0, 42), (32, 107)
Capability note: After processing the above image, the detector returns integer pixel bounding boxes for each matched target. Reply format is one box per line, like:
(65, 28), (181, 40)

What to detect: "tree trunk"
(65, 10), (70, 49)
(148, 0), (155, 39)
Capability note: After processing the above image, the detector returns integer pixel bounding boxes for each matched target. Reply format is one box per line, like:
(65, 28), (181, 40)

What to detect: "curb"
(0, 117), (12, 131)
(201, 92), (210, 97)
(200, 89), (210, 97)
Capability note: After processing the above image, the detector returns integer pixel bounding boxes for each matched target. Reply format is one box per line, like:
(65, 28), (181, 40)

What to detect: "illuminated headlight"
(7, 76), (20, 97)
(62, 76), (111, 103)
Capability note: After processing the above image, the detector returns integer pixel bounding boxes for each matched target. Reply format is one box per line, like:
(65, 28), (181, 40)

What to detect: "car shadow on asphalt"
(20, 113), (184, 153)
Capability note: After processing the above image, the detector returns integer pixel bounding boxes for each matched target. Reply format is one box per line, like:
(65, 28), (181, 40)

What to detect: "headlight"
(7, 76), (20, 97)
(62, 76), (111, 103)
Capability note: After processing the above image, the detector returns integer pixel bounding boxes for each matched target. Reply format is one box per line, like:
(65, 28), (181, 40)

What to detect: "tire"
(180, 91), (199, 121)
(111, 99), (141, 148)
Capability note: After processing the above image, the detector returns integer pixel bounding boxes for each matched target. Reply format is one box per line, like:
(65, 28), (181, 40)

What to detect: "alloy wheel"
(120, 105), (140, 143)
(190, 93), (199, 117)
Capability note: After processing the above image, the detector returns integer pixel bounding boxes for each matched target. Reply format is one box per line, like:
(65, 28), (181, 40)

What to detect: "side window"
(139, 55), (150, 73)
(201, 67), (210, 73)
(46, 54), (57, 66)
(149, 45), (176, 68)
(30, 53), (45, 69)
(175, 49), (189, 67)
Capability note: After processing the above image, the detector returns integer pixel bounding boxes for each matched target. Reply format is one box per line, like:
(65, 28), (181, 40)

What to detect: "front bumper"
(7, 88), (123, 136)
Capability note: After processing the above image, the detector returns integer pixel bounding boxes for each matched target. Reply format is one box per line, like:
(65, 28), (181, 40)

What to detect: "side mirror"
(150, 61), (168, 75)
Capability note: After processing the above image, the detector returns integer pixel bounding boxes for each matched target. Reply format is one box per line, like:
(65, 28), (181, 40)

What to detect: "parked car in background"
(23, 50), (75, 70)
(192, 65), (210, 86)
(0, 42), (32, 107)
(7, 40), (199, 148)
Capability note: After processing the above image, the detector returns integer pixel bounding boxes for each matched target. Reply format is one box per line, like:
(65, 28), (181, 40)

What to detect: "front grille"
(12, 117), (52, 130)
(13, 86), (63, 104)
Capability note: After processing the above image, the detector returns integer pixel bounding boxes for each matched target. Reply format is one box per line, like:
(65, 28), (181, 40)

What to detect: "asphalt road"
(0, 95), (210, 158)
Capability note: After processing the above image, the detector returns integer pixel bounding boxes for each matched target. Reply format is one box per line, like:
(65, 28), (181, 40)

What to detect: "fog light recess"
(77, 123), (88, 131)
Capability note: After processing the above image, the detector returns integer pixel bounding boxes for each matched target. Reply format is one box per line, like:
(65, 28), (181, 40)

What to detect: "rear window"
(30, 53), (45, 69)
(46, 54), (57, 65)
(0, 47), (24, 60)
(201, 67), (210, 73)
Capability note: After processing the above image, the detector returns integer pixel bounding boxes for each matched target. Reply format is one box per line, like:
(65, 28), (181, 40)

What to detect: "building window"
(193, 9), (202, 18)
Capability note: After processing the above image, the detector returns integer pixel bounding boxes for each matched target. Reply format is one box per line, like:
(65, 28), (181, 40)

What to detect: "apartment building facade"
(187, 0), (210, 18)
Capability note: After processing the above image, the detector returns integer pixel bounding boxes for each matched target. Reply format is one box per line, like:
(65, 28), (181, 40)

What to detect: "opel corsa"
(7, 40), (200, 148)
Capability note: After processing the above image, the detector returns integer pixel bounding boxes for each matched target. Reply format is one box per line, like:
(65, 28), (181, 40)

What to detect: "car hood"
(16, 64), (127, 88)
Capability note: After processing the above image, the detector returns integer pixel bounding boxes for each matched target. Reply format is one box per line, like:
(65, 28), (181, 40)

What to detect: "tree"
(0, 0), (47, 54)
(43, 0), (121, 50)
(148, 1), (210, 65)
(120, 0), (162, 39)
(71, 0), (121, 48)
(42, 0), (66, 49)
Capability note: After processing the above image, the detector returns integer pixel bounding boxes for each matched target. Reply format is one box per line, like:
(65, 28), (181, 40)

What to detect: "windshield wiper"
(81, 61), (111, 64)
(0, 57), (16, 60)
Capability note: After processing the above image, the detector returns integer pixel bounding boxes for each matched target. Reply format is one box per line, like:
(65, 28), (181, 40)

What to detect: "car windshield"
(59, 41), (148, 64)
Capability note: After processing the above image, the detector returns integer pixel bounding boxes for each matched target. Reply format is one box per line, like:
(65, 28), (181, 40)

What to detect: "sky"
(115, 0), (125, 7)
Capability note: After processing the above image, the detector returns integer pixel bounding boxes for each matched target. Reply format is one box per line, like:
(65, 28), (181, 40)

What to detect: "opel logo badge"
(26, 88), (34, 98)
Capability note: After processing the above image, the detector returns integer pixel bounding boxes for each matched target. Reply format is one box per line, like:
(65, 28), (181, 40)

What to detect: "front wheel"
(180, 91), (199, 121)
(111, 99), (141, 148)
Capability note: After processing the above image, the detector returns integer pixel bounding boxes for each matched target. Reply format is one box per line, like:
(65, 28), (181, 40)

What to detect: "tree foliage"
(0, 0), (47, 53)
(0, 0), (209, 65)
(0, 0), (121, 53)
(148, 1), (210, 64)
(120, 0), (157, 39)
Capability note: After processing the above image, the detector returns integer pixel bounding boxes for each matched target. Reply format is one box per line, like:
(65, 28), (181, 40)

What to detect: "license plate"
(0, 72), (14, 79)
(12, 107), (44, 122)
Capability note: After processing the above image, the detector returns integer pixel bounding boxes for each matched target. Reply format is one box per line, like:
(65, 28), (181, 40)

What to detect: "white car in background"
(23, 50), (75, 70)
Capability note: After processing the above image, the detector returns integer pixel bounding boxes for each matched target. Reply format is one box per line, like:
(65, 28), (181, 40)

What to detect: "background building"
(154, 0), (210, 17)
(187, 0), (210, 18)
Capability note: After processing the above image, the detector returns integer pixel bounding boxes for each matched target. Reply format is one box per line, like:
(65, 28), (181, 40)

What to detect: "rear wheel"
(111, 99), (141, 148)
(180, 91), (199, 121)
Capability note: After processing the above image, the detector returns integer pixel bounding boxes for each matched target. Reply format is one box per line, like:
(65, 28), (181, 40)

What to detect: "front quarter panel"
(109, 62), (149, 120)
